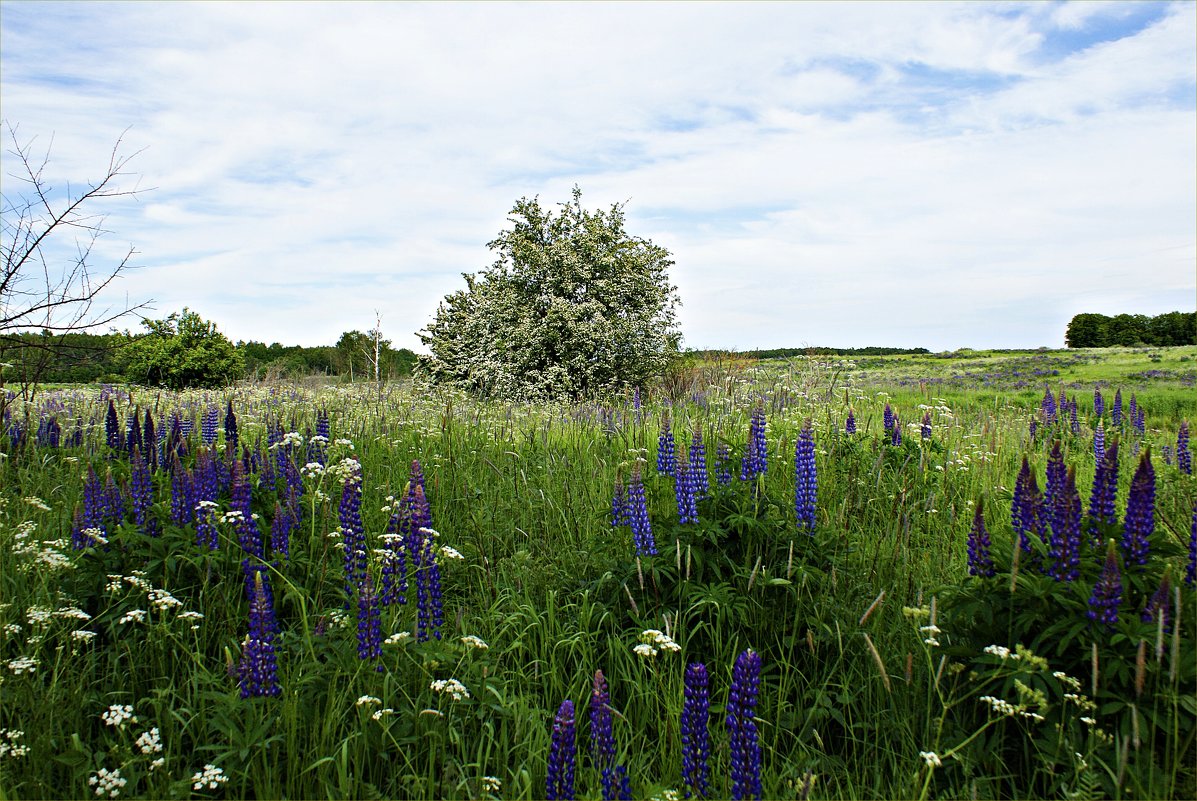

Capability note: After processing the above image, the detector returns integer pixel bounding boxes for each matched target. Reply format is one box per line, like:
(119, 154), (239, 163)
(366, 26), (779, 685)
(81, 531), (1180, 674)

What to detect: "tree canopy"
(418, 188), (682, 401)
(119, 309), (244, 389)
(1065, 311), (1194, 348)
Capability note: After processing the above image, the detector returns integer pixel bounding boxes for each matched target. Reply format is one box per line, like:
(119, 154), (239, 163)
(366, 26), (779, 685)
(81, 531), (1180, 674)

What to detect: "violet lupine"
(741, 403), (767, 480)
(1186, 505), (1196, 587)
(1177, 421), (1191, 475)
(920, 411), (932, 440)
(967, 500), (995, 578)
(1012, 456), (1037, 554)
(794, 421), (817, 533)
(418, 535), (444, 641)
(270, 501), (295, 562)
(1048, 468), (1082, 582)
(890, 415), (901, 447)
(547, 700), (577, 801)
(126, 409), (142, 456)
(170, 458), (193, 526)
(1044, 441), (1067, 550)
(1127, 393), (1138, 428)
(224, 400), (239, 452)
(1029, 417), (1039, 440)
(1093, 387), (1104, 419)
(675, 452), (699, 525)
(1112, 389), (1123, 427)
(727, 649), (762, 801)
(845, 409), (856, 435)
(590, 671), (616, 799)
(690, 429), (709, 499)
(129, 448), (159, 537)
(1069, 400), (1080, 435)
(356, 573), (383, 670)
(339, 465), (368, 606)
(202, 406), (219, 446)
(1122, 451), (1154, 567)
(143, 413), (157, 471)
(103, 473), (126, 526)
(657, 413), (676, 477)
(231, 459), (263, 561)
(715, 441), (733, 486)
(883, 403), (895, 435)
(1140, 570), (1173, 631)
(105, 399), (123, 453)
(1087, 540), (1122, 630)
(681, 663), (711, 800)
(72, 467), (107, 549)
(1093, 420), (1105, 466)
(239, 570), (281, 698)
(1133, 404), (1145, 437)
(610, 477), (629, 528)
(627, 464), (657, 557)
(1040, 388), (1057, 426)
(1087, 440), (1120, 545)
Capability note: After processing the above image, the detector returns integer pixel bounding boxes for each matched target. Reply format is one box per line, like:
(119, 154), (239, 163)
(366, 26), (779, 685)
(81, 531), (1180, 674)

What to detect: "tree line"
(1065, 311), (1195, 348)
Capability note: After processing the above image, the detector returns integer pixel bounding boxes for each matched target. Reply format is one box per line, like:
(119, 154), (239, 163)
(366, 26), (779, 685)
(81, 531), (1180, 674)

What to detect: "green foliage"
(118, 309), (244, 389)
(1066, 311), (1195, 348)
(418, 187), (681, 401)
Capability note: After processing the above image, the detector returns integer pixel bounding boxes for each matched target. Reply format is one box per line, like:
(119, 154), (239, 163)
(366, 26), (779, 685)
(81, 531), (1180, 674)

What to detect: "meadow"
(0, 346), (1194, 800)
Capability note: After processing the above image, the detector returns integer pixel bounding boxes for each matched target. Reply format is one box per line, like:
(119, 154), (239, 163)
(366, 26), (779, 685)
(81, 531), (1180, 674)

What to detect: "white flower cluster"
(355, 695), (382, 707)
(135, 727), (162, 755)
(920, 624), (942, 647)
(919, 751), (943, 767)
(71, 630), (98, 642)
(460, 635), (488, 650)
(385, 631), (412, 645)
(23, 496), (51, 511)
(983, 644), (1012, 659)
(480, 776), (502, 793)
(148, 589), (182, 611)
(101, 704), (138, 729)
(220, 510), (245, 525)
(302, 462), (325, 479)
(88, 766), (127, 797)
(371, 707), (395, 721)
(978, 695), (1045, 722)
(634, 629), (681, 658)
(272, 431), (304, 449)
(327, 457), (361, 484)
(0, 729), (29, 759)
(191, 764), (229, 790)
(6, 656), (38, 675)
(440, 545), (464, 560)
(430, 678), (470, 701)
(119, 609), (147, 625)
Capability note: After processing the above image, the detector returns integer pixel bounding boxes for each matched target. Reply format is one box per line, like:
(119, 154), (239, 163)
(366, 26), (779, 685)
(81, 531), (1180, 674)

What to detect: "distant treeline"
(1065, 311), (1195, 348)
(697, 346), (931, 360)
(0, 330), (417, 385)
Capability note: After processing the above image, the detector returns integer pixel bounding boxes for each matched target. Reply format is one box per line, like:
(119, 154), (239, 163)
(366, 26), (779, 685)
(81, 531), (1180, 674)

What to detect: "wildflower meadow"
(1, 346), (1194, 800)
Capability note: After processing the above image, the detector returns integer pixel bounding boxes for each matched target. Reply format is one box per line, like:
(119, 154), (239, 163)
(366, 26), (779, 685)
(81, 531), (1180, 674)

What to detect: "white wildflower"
(919, 751), (942, 768)
(88, 766), (127, 797)
(135, 727), (162, 755)
(460, 635), (488, 650)
(371, 708), (395, 721)
(6, 656), (38, 675)
(355, 695), (382, 707)
(385, 631), (412, 645)
(481, 776), (502, 793)
(440, 545), (464, 560)
(430, 678), (470, 701)
(119, 609), (147, 625)
(101, 705), (138, 729)
(191, 763), (228, 790)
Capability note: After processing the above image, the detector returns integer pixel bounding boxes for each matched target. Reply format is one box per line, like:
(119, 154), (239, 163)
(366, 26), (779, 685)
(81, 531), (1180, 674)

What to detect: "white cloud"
(1, 1), (1192, 352)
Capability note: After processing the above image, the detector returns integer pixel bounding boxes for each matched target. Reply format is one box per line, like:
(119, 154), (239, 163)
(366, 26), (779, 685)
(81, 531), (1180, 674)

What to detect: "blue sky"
(2, 1), (1193, 352)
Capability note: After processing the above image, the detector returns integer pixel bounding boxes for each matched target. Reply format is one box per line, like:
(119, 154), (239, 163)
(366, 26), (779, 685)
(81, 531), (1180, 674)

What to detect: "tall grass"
(1, 347), (1193, 799)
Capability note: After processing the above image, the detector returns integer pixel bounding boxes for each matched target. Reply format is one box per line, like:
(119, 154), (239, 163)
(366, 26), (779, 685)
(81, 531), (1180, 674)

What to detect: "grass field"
(1, 346), (1194, 800)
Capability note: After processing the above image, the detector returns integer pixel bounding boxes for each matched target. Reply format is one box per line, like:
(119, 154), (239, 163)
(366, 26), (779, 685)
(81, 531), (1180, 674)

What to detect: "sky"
(1, 1), (1194, 353)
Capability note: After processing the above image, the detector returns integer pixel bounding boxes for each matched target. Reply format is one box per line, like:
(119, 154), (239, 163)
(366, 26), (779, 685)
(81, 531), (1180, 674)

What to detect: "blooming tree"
(417, 187), (681, 401)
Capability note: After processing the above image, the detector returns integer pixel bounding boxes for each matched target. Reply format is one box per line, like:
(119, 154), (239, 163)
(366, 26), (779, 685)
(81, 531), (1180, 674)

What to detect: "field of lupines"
(1, 346), (1194, 800)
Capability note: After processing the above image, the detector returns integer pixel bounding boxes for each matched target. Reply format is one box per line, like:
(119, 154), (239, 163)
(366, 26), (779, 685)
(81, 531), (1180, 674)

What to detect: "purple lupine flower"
(380, 493), (410, 607)
(339, 464), (367, 605)
(920, 411), (932, 440)
(657, 413), (676, 477)
(231, 459), (263, 561)
(1186, 505), (1195, 587)
(1093, 387), (1104, 419)
(845, 408), (856, 435)
(883, 403), (894, 435)
(794, 421), (817, 533)
(605, 765), (631, 801)
(1040, 388), (1057, 426)
(72, 467), (106, 549)
(1044, 440), (1067, 550)
(1069, 400), (1080, 434)
(1132, 404), (1145, 437)
(1087, 540), (1122, 630)
(690, 429), (709, 499)
(715, 441), (733, 486)
(1093, 420), (1105, 466)
(1122, 451), (1155, 567)
(1087, 440), (1120, 544)
(1029, 416), (1039, 440)
(239, 570), (281, 698)
(675, 452), (699, 525)
(129, 448), (159, 537)
(967, 500), (995, 578)
(103, 472), (126, 526)
(1048, 468), (1082, 582)
(421, 535), (444, 641)
(1127, 393), (1138, 427)
(632, 386), (641, 412)
(170, 457), (193, 526)
(627, 464), (656, 556)
(590, 670), (616, 799)
(224, 400), (239, 451)
(610, 477), (629, 528)
(270, 501), (295, 562)
(105, 399), (123, 453)
(1112, 389), (1123, 427)
(1177, 421), (1191, 475)
(126, 409), (142, 456)
(1140, 570), (1173, 631)
(356, 573), (383, 669)
(727, 649), (762, 801)
(547, 700), (577, 801)
(681, 663), (711, 800)
(750, 402), (767, 475)
(1012, 456), (1037, 555)
(142, 413), (157, 471)
(890, 415), (902, 447)
(202, 405), (219, 446)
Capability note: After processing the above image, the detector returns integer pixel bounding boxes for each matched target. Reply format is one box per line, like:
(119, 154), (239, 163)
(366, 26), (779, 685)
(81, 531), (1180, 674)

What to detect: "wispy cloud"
(2, 0), (1192, 351)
